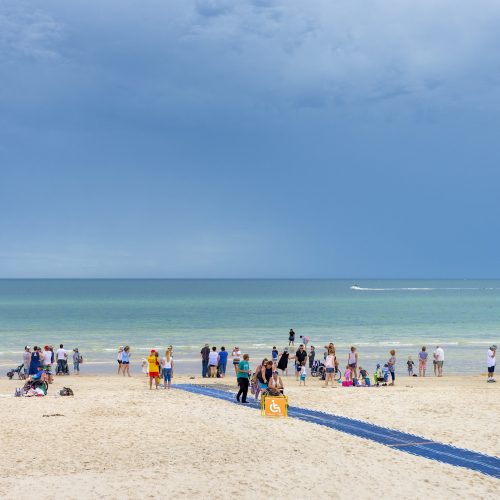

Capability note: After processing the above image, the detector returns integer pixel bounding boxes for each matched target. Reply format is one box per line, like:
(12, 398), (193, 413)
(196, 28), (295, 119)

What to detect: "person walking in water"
(288, 329), (295, 347)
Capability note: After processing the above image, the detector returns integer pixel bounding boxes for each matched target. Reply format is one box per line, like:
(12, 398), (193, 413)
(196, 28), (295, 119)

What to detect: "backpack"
(60, 387), (74, 396)
(78, 355), (83, 364)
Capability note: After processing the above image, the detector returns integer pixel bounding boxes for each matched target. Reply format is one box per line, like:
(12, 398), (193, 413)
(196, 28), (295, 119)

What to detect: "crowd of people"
(14, 335), (496, 397)
(197, 337), (497, 402)
(19, 344), (83, 382)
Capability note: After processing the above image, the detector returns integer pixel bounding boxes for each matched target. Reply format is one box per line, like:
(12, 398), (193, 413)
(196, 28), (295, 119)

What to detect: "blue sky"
(1, 0), (499, 278)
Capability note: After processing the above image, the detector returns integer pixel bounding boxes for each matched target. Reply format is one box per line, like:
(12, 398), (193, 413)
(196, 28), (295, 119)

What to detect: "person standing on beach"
(73, 348), (81, 375)
(147, 349), (160, 389)
(387, 350), (397, 386)
(122, 346), (131, 376)
(288, 329), (295, 347)
(56, 344), (67, 375)
(208, 346), (219, 378)
(200, 344), (210, 378)
(29, 346), (42, 375)
(277, 349), (289, 376)
(323, 347), (337, 388)
(271, 346), (279, 367)
(42, 345), (53, 384)
(308, 346), (315, 370)
(117, 346), (124, 375)
(294, 344), (308, 381)
(434, 346), (444, 377)
(347, 346), (358, 378)
(231, 346), (241, 374)
(418, 346), (428, 377)
(407, 356), (415, 376)
(23, 346), (31, 377)
(218, 347), (228, 377)
(236, 354), (250, 403)
(487, 345), (496, 383)
(162, 348), (174, 389)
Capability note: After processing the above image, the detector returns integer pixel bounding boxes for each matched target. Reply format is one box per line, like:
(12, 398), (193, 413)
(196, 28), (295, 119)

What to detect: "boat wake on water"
(350, 285), (499, 291)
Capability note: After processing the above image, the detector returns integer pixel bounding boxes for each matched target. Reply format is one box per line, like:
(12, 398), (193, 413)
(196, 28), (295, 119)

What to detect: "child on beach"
(359, 366), (370, 386)
(342, 365), (353, 387)
(271, 347), (279, 367)
(374, 364), (384, 386)
(407, 356), (415, 376)
(141, 359), (148, 376)
(299, 365), (306, 385)
(382, 364), (389, 383)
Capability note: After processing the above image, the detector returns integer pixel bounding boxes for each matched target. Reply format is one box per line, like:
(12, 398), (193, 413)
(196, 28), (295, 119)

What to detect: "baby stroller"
(56, 360), (70, 375)
(7, 364), (26, 380)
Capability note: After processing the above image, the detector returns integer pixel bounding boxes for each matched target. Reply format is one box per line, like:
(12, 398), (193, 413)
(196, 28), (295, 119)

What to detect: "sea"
(0, 279), (498, 374)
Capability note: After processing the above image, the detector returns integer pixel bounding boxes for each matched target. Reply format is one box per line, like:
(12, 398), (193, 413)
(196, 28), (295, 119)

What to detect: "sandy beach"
(0, 373), (497, 499)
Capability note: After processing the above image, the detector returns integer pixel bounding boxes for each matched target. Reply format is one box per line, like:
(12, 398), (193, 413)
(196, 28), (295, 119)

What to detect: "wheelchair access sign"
(262, 396), (288, 417)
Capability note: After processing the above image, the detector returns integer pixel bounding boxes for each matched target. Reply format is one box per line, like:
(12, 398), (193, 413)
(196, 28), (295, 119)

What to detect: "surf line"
(174, 384), (499, 479)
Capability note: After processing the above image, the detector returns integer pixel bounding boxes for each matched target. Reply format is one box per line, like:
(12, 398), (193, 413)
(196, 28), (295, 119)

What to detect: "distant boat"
(350, 284), (362, 290)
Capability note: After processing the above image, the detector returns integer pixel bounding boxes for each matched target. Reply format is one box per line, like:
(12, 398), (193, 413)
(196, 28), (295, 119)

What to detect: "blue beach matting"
(174, 384), (499, 479)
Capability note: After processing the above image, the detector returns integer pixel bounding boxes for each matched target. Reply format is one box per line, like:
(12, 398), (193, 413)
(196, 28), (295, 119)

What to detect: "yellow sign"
(262, 395), (288, 417)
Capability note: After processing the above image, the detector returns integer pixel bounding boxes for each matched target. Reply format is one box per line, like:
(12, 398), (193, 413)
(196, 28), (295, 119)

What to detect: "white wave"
(350, 285), (499, 291)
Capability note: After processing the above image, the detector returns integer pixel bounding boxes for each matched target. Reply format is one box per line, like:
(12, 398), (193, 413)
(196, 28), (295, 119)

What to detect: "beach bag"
(342, 380), (353, 387)
(14, 388), (22, 397)
(60, 387), (74, 396)
(78, 355), (83, 364)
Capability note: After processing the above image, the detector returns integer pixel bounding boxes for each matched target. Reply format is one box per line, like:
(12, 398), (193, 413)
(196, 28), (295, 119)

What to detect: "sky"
(1, 0), (500, 278)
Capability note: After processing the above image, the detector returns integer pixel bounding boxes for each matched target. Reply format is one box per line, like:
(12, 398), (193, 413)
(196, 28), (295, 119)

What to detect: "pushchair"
(56, 360), (70, 375)
(7, 364), (26, 380)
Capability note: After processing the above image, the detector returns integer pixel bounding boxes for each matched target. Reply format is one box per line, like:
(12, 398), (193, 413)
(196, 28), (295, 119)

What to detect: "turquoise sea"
(0, 279), (498, 374)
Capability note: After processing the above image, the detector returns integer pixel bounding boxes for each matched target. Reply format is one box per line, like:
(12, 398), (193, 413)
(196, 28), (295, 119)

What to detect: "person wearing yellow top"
(147, 349), (160, 390)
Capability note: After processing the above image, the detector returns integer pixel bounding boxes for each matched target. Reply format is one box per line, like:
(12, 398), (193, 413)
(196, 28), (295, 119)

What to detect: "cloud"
(0, 0), (64, 60)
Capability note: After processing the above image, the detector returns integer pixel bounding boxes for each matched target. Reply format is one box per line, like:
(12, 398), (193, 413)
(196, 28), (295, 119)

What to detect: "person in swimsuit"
(288, 329), (295, 347)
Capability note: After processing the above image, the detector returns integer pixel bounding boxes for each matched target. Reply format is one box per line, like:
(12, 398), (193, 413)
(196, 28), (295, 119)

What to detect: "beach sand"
(0, 374), (498, 499)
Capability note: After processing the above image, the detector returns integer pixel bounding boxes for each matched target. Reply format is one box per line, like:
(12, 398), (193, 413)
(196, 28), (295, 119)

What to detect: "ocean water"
(0, 279), (498, 374)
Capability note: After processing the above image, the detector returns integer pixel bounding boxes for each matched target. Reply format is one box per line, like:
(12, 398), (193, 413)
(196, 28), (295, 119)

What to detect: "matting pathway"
(175, 383), (500, 479)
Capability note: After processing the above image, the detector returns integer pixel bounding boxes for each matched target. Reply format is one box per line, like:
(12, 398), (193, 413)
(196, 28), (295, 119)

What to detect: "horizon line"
(0, 277), (498, 281)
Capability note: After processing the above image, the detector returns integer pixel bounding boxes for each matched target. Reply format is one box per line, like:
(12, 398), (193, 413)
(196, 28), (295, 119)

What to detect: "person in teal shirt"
(236, 354), (250, 403)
